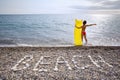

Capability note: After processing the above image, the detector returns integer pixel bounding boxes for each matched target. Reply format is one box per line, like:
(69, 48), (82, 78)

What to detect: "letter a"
(54, 56), (72, 71)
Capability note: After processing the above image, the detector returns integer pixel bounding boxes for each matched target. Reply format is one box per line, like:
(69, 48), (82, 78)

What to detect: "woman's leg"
(83, 34), (87, 44)
(81, 33), (83, 42)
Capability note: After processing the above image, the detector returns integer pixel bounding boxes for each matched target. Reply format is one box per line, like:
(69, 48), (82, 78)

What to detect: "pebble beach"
(0, 46), (120, 80)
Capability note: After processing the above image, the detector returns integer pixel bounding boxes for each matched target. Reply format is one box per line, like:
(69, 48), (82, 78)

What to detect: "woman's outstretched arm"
(86, 24), (96, 27)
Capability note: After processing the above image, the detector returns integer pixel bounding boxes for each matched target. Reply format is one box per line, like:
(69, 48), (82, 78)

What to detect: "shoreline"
(0, 46), (119, 51)
(0, 43), (120, 47)
(0, 45), (120, 47)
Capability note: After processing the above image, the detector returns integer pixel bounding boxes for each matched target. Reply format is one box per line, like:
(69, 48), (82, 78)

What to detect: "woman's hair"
(83, 20), (87, 25)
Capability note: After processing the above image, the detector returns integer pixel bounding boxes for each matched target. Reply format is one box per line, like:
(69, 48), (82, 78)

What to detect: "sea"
(0, 14), (120, 47)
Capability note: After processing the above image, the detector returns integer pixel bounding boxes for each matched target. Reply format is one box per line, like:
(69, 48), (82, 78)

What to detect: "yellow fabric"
(74, 19), (83, 46)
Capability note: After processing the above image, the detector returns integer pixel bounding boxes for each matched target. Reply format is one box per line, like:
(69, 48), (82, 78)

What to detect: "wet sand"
(0, 46), (120, 80)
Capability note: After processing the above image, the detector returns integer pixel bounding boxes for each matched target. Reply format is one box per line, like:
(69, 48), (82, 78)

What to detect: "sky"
(0, 0), (120, 14)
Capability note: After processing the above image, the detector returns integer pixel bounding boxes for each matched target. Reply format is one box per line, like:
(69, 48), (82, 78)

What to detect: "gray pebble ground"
(0, 46), (120, 80)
